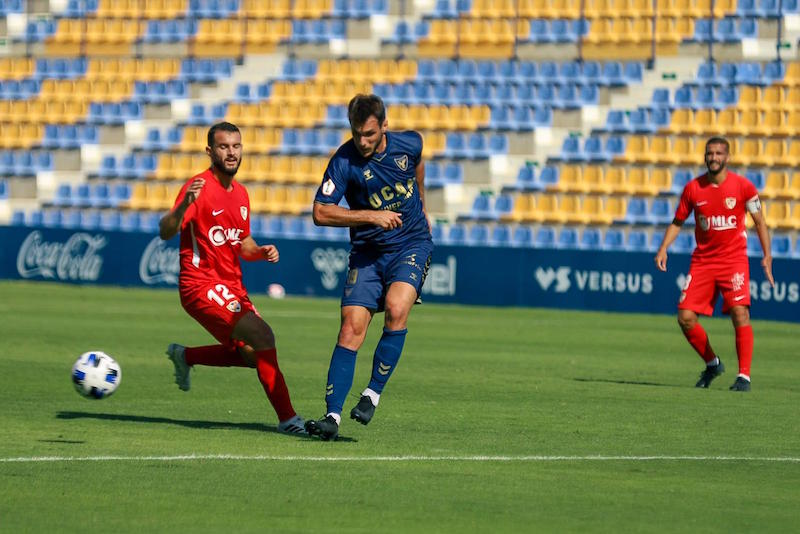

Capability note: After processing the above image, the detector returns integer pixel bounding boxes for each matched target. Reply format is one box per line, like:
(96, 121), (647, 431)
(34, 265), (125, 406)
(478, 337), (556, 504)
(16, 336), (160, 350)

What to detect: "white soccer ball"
(71, 351), (122, 399)
(267, 283), (286, 299)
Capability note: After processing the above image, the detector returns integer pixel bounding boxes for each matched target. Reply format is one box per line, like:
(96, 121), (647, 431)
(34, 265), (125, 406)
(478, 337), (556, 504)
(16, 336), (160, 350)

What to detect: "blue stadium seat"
(99, 210), (121, 231)
(493, 194), (513, 219)
(602, 228), (625, 250)
(446, 223), (467, 245)
(538, 165), (559, 188)
(110, 184), (132, 207)
(671, 169), (694, 194)
(430, 224), (444, 243)
(651, 88), (672, 109)
(672, 232), (695, 253)
(745, 170), (766, 190)
(625, 230), (650, 251)
(119, 211), (141, 232)
(624, 197), (649, 225)
(443, 162), (463, 184)
(649, 198), (673, 225)
(72, 183), (91, 208)
(52, 184), (72, 207)
(603, 110), (631, 134)
(556, 227), (578, 249)
(42, 209), (63, 228)
(490, 224), (511, 246)
(578, 228), (602, 250)
(79, 210), (101, 230)
(426, 161), (444, 187)
(602, 62), (626, 86)
(11, 210), (25, 225)
(515, 165), (539, 191)
(61, 209), (81, 229)
(534, 226), (556, 248)
(139, 212), (161, 233)
(511, 225), (533, 247)
(470, 194), (493, 220)
(467, 224), (490, 246)
(27, 210), (44, 226)
(771, 234), (792, 258)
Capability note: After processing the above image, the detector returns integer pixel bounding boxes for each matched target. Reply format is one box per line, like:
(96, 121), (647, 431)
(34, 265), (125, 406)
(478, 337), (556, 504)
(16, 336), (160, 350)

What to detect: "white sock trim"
(362, 388), (380, 407)
(326, 412), (341, 425)
(737, 374), (751, 381)
(707, 357), (720, 367)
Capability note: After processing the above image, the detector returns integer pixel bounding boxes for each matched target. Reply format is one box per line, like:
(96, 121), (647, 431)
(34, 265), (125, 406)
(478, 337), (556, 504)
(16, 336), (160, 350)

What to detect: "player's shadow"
(56, 411), (357, 441)
(573, 378), (676, 388)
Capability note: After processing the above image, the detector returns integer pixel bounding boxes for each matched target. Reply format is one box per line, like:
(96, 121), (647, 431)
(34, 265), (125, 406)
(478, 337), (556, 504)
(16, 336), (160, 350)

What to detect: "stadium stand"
(0, 0), (799, 257)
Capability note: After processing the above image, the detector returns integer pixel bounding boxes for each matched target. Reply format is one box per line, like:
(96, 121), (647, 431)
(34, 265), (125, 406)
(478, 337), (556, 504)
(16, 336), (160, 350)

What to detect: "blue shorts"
(342, 239), (433, 311)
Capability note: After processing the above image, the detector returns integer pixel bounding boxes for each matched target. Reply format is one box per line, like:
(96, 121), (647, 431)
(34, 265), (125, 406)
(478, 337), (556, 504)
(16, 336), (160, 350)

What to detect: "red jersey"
(173, 168), (251, 291)
(674, 170), (759, 263)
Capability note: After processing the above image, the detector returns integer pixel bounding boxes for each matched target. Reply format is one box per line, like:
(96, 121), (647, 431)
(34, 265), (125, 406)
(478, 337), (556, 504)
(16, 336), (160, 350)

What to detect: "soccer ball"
(71, 351), (122, 399)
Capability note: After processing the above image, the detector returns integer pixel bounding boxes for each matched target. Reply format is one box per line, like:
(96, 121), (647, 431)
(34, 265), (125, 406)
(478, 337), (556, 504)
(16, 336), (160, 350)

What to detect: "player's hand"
(182, 178), (205, 206)
(762, 255), (774, 287)
(260, 244), (279, 263)
(372, 210), (403, 230)
(654, 249), (668, 271)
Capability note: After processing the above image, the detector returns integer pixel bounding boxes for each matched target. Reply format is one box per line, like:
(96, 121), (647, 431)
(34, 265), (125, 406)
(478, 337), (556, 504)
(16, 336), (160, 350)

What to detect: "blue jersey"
(315, 130), (431, 251)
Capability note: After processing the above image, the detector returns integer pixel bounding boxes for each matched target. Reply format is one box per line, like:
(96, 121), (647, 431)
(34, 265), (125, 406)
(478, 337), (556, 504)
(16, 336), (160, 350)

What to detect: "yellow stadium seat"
(665, 108), (693, 135)
(603, 166), (632, 195)
(582, 165), (606, 194)
(628, 167), (656, 195)
(787, 172), (800, 200)
(649, 136), (680, 166)
(250, 186), (269, 213)
(503, 193), (534, 223)
(651, 168), (672, 194)
(293, 0), (332, 18)
(616, 134), (650, 163)
(656, 0), (680, 17)
(786, 139), (800, 167)
(558, 195), (584, 224)
(761, 171), (791, 199)
(780, 62), (800, 87)
(693, 109), (717, 136)
(578, 195), (605, 224)
(736, 85), (761, 111)
(553, 165), (582, 192)
(716, 108), (742, 136)
(604, 196), (627, 223)
(764, 200), (792, 229)
(672, 136), (699, 166)
(733, 138), (762, 167)
(654, 17), (681, 44)
(760, 86), (785, 111)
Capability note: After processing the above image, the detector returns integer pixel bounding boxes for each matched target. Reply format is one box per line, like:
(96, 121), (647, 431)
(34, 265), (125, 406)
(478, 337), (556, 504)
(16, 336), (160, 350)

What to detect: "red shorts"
(180, 280), (259, 346)
(678, 260), (750, 315)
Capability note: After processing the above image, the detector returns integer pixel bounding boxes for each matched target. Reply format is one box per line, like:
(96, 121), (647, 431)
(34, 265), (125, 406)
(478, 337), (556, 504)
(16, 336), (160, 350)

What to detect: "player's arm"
(415, 146), (431, 232)
(159, 177), (205, 240)
(313, 201), (403, 230)
(654, 218), (685, 271)
(747, 196), (774, 287)
(239, 235), (279, 263)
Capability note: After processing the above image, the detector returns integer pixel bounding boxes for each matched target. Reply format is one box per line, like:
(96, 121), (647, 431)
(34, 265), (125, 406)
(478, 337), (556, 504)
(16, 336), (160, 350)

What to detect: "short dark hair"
(207, 122), (240, 148)
(705, 136), (730, 152)
(347, 94), (386, 129)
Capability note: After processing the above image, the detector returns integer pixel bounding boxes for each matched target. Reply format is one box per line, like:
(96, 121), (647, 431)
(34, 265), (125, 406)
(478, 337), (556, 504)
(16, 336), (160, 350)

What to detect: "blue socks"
(325, 345), (357, 416)
(368, 328), (407, 394)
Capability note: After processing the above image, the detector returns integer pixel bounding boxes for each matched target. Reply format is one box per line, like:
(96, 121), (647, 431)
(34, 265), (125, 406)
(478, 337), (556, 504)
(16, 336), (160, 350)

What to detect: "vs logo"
(535, 267), (571, 292)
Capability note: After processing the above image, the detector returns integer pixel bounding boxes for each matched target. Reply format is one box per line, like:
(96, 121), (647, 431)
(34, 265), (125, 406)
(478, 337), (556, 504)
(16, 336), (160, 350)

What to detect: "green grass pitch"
(0, 280), (798, 533)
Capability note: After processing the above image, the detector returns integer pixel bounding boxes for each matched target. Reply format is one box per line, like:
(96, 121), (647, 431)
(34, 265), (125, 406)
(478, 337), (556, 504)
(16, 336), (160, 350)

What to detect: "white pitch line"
(2, 455), (800, 463)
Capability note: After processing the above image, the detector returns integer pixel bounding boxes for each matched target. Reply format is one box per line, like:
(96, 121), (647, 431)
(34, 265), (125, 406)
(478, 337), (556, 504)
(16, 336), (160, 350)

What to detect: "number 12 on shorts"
(207, 283), (238, 310)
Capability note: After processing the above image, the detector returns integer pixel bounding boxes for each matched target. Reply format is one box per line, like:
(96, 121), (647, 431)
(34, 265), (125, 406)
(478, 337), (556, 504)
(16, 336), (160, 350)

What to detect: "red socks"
(255, 348), (296, 422)
(735, 325), (753, 379)
(184, 344), (248, 367)
(682, 323), (717, 363)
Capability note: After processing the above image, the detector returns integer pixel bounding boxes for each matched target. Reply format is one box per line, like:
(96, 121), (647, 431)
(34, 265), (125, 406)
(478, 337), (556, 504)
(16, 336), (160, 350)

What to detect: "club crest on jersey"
(322, 178), (335, 196)
(725, 197), (736, 209)
(363, 169), (374, 181)
(226, 300), (241, 313)
(240, 206), (248, 220)
(394, 155), (408, 171)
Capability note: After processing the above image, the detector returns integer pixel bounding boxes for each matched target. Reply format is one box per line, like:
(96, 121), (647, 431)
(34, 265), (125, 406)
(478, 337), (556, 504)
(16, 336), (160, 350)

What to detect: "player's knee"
(730, 306), (750, 326)
(677, 311), (696, 331)
(383, 302), (410, 329)
(338, 322), (367, 349)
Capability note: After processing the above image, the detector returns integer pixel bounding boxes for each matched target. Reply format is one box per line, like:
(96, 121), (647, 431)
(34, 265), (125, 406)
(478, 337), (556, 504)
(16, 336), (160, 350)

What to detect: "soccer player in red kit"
(655, 137), (774, 391)
(158, 121), (306, 434)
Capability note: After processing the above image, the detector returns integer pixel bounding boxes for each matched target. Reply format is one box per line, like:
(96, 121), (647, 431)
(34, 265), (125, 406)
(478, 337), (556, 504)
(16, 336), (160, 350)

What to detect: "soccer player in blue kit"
(305, 94), (433, 441)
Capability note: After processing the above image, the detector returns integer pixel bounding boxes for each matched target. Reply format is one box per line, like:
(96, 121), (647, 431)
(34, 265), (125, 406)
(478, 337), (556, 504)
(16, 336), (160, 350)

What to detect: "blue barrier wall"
(2, 225), (798, 322)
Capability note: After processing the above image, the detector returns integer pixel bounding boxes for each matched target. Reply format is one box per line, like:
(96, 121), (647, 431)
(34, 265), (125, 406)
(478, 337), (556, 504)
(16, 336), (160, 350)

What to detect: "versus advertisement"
(1, 225), (798, 322)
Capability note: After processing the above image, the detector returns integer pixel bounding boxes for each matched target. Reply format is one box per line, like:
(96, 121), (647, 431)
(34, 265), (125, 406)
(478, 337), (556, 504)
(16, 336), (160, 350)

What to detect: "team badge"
(240, 206), (248, 220)
(394, 155), (408, 171)
(698, 214), (710, 231)
(347, 268), (358, 285)
(363, 169), (374, 181)
(731, 272), (745, 291)
(322, 178), (335, 196)
(725, 197), (736, 209)
(226, 300), (241, 313)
